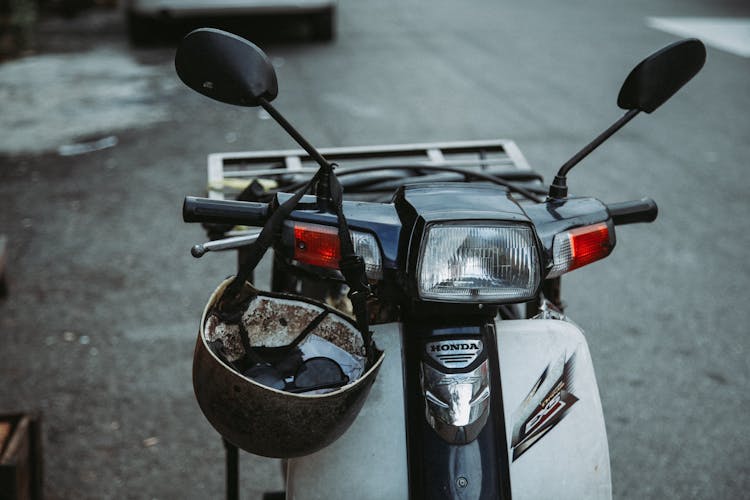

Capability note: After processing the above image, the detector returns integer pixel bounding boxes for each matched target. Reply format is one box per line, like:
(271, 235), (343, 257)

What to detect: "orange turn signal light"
(548, 222), (614, 278)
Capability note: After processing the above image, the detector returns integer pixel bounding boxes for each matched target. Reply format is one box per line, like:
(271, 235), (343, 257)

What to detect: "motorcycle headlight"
(416, 222), (541, 303)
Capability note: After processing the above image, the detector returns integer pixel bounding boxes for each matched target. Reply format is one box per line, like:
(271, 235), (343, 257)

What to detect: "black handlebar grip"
(183, 196), (270, 225)
(607, 198), (658, 225)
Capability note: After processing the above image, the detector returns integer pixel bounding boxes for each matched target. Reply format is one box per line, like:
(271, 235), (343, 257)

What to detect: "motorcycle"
(177, 28), (705, 499)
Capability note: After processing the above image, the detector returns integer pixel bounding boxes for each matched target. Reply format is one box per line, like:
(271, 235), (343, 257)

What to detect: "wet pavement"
(1, 1), (749, 499)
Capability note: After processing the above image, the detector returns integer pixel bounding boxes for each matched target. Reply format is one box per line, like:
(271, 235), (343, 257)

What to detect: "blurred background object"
(0, 1), (118, 59)
(0, 0), (38, 59)
(0, 0), (333, 61)
(123, 0), (337, 45)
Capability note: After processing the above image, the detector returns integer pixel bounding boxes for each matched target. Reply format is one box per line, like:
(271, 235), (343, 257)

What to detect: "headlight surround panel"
(416, 221), (542, 303)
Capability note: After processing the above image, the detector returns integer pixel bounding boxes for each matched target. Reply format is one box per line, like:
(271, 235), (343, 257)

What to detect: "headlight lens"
(417, 223), (540, 302)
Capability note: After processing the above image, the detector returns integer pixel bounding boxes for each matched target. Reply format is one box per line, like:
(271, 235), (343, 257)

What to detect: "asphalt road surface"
(0, 0), (748, 498)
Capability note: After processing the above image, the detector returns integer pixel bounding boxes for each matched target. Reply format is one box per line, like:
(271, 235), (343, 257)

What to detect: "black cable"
(267, 164), (543, 202)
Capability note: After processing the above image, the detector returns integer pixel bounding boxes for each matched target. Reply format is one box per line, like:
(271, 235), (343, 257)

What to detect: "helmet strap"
(216, 163), (376, 365)
(325, 166), (375, 362)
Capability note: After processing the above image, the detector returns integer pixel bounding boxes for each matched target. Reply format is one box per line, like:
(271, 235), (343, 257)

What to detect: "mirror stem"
(548, 108), (640, 200)
(258, 97), (332, 170)
(258, 97), (334, 210)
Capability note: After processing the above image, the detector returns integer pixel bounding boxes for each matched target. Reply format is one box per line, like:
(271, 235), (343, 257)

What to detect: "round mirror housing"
(175, 28), (278, 107)
(617, 38), (705, 113)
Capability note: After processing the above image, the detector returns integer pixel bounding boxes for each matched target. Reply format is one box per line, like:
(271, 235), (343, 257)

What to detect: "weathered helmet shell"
(193, 278), (384, 458)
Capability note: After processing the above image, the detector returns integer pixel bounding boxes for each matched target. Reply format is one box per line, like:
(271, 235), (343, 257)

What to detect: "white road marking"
(647, 17), (750, 58)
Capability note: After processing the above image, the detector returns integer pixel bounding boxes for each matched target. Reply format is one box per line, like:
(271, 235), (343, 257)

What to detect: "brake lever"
(191, 231), (262, 258)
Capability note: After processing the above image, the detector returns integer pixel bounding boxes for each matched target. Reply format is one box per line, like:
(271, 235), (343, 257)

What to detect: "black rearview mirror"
(617, 38), (705, 113)
(175, 28), (278, 107)
(550, 38), (706, 199)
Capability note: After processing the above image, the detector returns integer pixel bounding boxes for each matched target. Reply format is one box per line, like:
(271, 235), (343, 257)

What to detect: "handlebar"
(183, 196), (270, 225)
(184, 194), (657, 234)
(607, 198), (658, 225)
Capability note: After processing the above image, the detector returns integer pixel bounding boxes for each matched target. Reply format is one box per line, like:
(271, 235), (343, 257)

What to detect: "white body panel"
(286, 323), (409, 500)
(497, 319), (612, 500)
(287, 318), (611, 499)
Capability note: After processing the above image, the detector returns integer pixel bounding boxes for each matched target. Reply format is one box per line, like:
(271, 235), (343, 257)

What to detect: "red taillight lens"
(548, 222), (613, 278)
(294, 224), (341, 269)
(287, 221), (383, 278)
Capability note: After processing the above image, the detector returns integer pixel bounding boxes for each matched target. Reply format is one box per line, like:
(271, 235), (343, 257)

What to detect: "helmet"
(193, 278), (384, 458)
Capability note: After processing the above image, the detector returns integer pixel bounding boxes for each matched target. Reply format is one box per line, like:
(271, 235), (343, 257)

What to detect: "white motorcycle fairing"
(286, 323), (409, 499)
(286, 318), (611, 500)
(498, 319), (612, 500)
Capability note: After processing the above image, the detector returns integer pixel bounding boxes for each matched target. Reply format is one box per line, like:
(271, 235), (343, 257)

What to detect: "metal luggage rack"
(206, 139), (544, 203)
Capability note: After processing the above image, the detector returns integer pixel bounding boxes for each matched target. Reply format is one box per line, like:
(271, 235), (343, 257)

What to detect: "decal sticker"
(510, 352), (578, 461)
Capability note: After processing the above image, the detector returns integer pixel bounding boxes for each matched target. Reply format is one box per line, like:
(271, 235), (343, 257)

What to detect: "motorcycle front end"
(273, 179), (619, 500)
(177, 28), (705, 500)
(184, 165), (652, 500)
